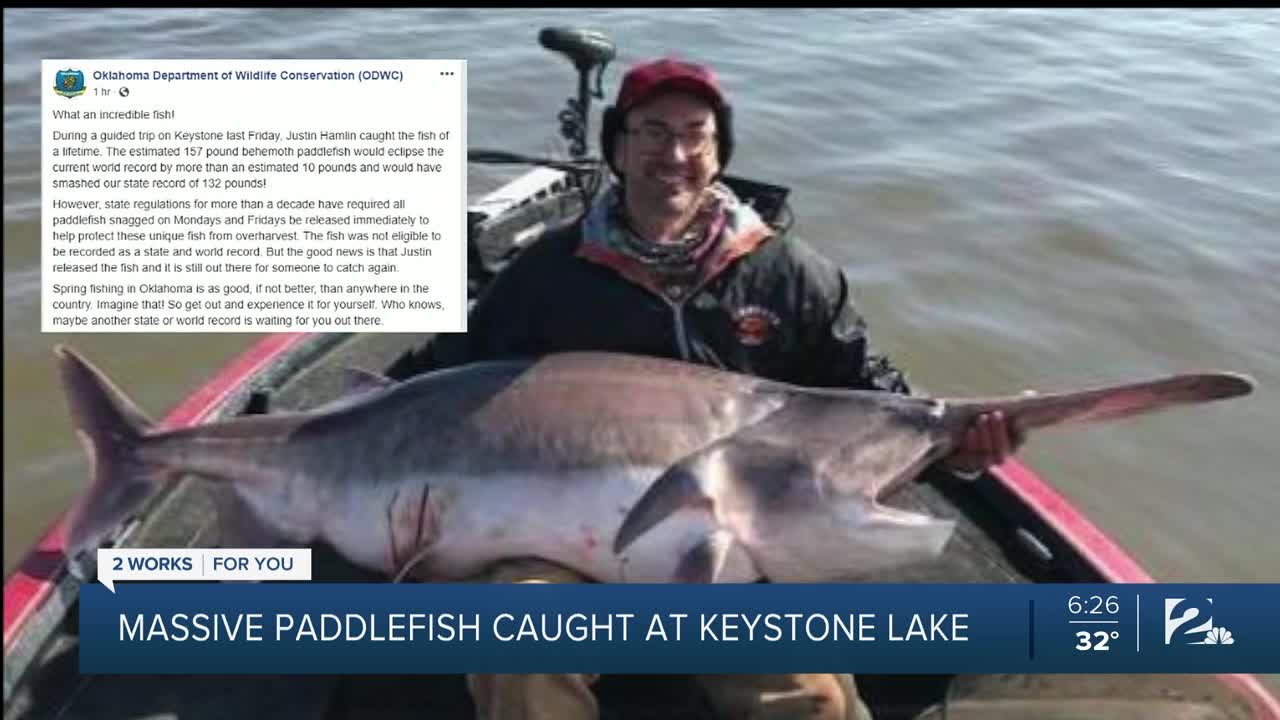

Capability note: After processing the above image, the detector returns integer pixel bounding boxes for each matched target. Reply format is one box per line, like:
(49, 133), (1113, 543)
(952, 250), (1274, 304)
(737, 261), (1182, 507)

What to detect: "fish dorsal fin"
(312, 368), (398, 413)
(342, 367), (397, 395)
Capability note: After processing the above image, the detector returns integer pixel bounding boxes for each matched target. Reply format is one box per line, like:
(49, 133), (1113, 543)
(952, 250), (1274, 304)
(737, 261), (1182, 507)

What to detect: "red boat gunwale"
(992, 459), (1280, 719)
(4, 334), (1276, 718)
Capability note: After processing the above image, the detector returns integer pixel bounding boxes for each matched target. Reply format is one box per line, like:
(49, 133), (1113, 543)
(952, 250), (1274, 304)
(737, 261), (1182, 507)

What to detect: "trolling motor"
(538, 27), (616, 159)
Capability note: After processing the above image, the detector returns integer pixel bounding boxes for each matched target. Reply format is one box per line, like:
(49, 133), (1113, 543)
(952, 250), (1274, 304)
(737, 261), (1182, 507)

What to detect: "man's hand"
(944, 410), (1027, 477)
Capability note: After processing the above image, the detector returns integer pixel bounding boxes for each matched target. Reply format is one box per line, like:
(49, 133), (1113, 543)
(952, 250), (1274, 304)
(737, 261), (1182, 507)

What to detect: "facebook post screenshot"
(5, 8), (1279, 720)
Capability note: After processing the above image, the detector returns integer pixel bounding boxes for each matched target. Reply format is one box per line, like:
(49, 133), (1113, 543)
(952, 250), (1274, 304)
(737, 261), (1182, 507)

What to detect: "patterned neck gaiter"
(579, 181), (773, 302)
(593, 184), (730, 284)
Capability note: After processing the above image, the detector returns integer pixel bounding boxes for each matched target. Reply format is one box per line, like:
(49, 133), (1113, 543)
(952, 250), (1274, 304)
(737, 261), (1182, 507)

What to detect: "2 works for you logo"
(1164, 597), (1235, 645)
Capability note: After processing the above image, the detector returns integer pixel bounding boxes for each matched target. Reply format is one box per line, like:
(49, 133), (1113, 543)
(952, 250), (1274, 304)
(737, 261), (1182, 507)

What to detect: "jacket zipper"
(663, 297), (692, 361)
(662, 270), (725, 362)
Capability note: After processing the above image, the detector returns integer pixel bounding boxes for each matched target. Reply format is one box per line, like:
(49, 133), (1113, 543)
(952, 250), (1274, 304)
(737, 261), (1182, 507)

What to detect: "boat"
(5, 27), (1278, 720)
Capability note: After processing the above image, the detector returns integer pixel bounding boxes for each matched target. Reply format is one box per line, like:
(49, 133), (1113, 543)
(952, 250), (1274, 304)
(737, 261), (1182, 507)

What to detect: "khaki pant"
(465, 559), (873, 720)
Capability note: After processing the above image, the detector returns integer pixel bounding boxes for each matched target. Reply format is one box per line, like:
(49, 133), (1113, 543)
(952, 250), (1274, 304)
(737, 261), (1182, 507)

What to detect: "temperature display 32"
(1069, 594), (1122, 651)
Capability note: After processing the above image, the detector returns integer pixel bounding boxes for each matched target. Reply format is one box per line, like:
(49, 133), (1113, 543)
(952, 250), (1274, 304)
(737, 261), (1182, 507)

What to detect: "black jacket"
(409, 211), (911, 396)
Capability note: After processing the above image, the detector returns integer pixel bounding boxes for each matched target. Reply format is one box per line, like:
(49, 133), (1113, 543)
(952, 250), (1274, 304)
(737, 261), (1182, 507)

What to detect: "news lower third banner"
(77, 583), (1279, 674)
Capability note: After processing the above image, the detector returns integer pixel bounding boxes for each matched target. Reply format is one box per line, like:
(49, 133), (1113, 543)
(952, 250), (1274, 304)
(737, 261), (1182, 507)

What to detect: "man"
(409, 57), (1023, 720)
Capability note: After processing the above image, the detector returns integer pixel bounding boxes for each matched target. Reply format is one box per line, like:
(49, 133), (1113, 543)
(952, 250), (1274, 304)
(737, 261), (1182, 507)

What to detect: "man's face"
(615, 91), (720, 219)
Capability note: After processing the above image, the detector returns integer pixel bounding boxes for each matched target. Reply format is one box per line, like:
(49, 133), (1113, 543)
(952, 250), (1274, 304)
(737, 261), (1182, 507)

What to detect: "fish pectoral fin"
(674, 530), (737, 584)
(614, 463), (713, 556)
(615, 436), (819, 558)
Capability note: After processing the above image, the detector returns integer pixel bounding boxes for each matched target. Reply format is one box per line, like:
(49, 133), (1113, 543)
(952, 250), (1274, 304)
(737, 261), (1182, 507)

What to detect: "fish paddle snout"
(943, 369), (1258, 437)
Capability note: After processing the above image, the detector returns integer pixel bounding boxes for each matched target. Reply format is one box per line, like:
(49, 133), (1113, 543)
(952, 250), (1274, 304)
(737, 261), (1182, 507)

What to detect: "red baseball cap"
(615, 57), (727, 113)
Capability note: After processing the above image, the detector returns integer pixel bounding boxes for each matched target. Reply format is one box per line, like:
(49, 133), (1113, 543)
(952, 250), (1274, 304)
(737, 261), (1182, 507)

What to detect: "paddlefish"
(54, 345), (1254, 585)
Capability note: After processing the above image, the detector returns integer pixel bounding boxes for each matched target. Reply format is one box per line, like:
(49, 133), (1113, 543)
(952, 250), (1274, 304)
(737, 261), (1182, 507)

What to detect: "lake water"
(5, 4), (1278, 634)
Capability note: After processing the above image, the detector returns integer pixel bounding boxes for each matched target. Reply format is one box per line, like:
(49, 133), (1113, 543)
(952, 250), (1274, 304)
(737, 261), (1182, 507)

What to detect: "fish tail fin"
(942, 371), (1255, 440)
(54, 345), (161, 573)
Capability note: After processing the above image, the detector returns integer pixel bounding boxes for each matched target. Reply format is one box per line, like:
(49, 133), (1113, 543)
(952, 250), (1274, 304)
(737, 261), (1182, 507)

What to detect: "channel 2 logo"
(1164, 597), (1234, 645)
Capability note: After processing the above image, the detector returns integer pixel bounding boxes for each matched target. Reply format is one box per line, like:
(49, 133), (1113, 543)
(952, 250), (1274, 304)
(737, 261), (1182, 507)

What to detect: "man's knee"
(466, 558), (599, 720)
(477, 557), (591, 585)
(467, 673), (599, 720)
(696, 673), (870, 720)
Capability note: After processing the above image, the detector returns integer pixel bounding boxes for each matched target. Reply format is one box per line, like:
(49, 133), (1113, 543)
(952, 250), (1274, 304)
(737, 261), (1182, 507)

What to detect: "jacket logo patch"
(732, 306), (781, 347)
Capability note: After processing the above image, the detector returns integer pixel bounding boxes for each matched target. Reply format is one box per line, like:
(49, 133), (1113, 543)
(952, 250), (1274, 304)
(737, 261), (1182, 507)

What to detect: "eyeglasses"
(625, 123), (717, 156)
